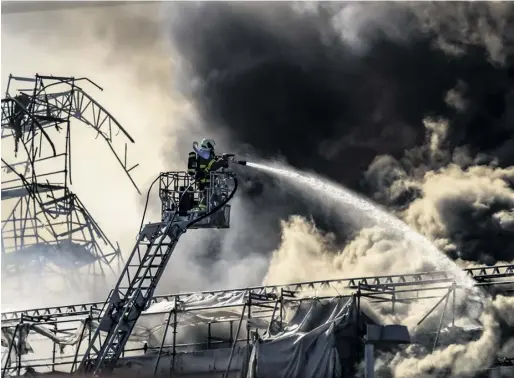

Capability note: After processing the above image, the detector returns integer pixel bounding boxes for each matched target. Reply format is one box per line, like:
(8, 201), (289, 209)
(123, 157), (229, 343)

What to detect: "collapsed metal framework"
(1, 74), (140, 295)
(1, 264), (513, 377)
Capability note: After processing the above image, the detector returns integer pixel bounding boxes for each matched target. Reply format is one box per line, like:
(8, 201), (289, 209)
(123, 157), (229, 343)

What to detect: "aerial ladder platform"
(76, 157), (246, 375)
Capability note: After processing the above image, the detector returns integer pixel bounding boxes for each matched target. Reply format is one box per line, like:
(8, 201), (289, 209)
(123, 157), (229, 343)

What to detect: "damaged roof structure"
(2, 264), (513, 377)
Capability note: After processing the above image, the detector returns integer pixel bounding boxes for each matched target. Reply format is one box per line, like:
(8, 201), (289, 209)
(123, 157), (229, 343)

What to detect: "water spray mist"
(247, 161), (487, 308)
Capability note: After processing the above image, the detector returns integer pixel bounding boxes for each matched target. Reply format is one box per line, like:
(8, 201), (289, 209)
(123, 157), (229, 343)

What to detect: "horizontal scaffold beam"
(2, 264), (513, 321)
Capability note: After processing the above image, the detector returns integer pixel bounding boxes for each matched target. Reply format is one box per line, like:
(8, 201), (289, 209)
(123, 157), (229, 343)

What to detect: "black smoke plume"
(165, 1), (514, 265)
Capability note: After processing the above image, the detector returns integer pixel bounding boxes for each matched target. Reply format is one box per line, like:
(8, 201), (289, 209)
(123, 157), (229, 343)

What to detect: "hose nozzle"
(221, 153), (235, 160)
(221, 153), (246, 166)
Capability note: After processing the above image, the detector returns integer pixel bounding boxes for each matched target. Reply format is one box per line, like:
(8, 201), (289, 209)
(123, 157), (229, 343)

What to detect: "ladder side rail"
(119, 221), (180, 298)
(140, 225), (184, 310)
(117, 173), (190, 302)
(79, 222), (184, 374)
(104, 222), (165, 303)
(90, 226), (181, 374)
(93, 229), (183, 374)
(76, 229), (150, 372)
(90, 286), (144, 373)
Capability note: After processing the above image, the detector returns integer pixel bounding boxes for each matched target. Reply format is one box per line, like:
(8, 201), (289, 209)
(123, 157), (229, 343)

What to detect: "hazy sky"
(0, 2), (193, 307)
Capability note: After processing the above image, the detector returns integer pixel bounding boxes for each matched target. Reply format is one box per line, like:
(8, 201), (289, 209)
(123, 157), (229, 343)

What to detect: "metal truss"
(0, 291), (281, 378)
(1, 74), (140, 296)
(1, 264), (513, 377)
(3, 264), (513, 322)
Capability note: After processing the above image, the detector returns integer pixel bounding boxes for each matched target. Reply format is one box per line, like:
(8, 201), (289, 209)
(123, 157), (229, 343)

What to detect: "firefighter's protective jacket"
(188, 148), (226, 185)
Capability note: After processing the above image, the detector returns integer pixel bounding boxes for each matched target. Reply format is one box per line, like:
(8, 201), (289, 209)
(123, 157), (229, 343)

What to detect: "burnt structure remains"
(1, 74), (140, 300)
(1, 264), (513, 377)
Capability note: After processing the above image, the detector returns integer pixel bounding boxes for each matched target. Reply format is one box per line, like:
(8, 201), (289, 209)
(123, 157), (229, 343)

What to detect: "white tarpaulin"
(245, 297), (356, 378)
(1, 290), (262, 361)
(2, 295), (368, 377)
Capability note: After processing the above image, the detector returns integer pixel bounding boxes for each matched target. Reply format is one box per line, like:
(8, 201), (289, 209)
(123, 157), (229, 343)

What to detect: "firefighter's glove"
(218, 158), (229, 168)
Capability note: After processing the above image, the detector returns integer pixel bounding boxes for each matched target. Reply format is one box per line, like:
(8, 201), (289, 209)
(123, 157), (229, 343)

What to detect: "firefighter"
(191, 139), (228, 211)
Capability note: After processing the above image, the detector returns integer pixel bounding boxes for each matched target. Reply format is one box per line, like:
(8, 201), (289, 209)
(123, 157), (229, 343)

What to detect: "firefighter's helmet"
(200, 139), (216, 150)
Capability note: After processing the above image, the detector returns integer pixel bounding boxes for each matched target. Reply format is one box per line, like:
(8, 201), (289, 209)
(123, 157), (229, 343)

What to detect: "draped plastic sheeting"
(246, 297), (356, 378)
(2, 294), (362, 378)
(137, 290), (268, 347)
(146, 290), (248, 313)
(1, 290), (259, 364)
(114, 297), (358, 377)
(135, 290), (269, 348)
(117, 346), (252, 376)
(1, 320), (89, 372)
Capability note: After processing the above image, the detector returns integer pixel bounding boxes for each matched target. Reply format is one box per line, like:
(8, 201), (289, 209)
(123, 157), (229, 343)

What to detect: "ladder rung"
(138, 255), (164, 262)
(128, 265), (162, 268)
(128, 276), (155, 281)
(120, 286), (150, 290)
(84, 209), (187, 372)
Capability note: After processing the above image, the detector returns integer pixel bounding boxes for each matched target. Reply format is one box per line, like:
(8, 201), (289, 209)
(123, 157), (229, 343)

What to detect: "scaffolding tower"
(1, 74), (140, 302)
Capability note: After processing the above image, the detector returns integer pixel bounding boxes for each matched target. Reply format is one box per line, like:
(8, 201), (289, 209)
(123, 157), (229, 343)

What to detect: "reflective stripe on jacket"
(187, 152), (197, 176)
(197, 154), (217, 184)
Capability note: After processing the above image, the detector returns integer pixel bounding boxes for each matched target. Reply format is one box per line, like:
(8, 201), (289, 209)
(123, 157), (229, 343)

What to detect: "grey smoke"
(2, 2), (514, 376)
(2, 1), (277, 306)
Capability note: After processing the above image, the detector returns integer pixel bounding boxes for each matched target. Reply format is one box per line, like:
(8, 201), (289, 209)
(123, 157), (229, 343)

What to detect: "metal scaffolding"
(1, 74), (140, 299)
(1, 264), (513, 377)
(3, 263), (512, 322)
